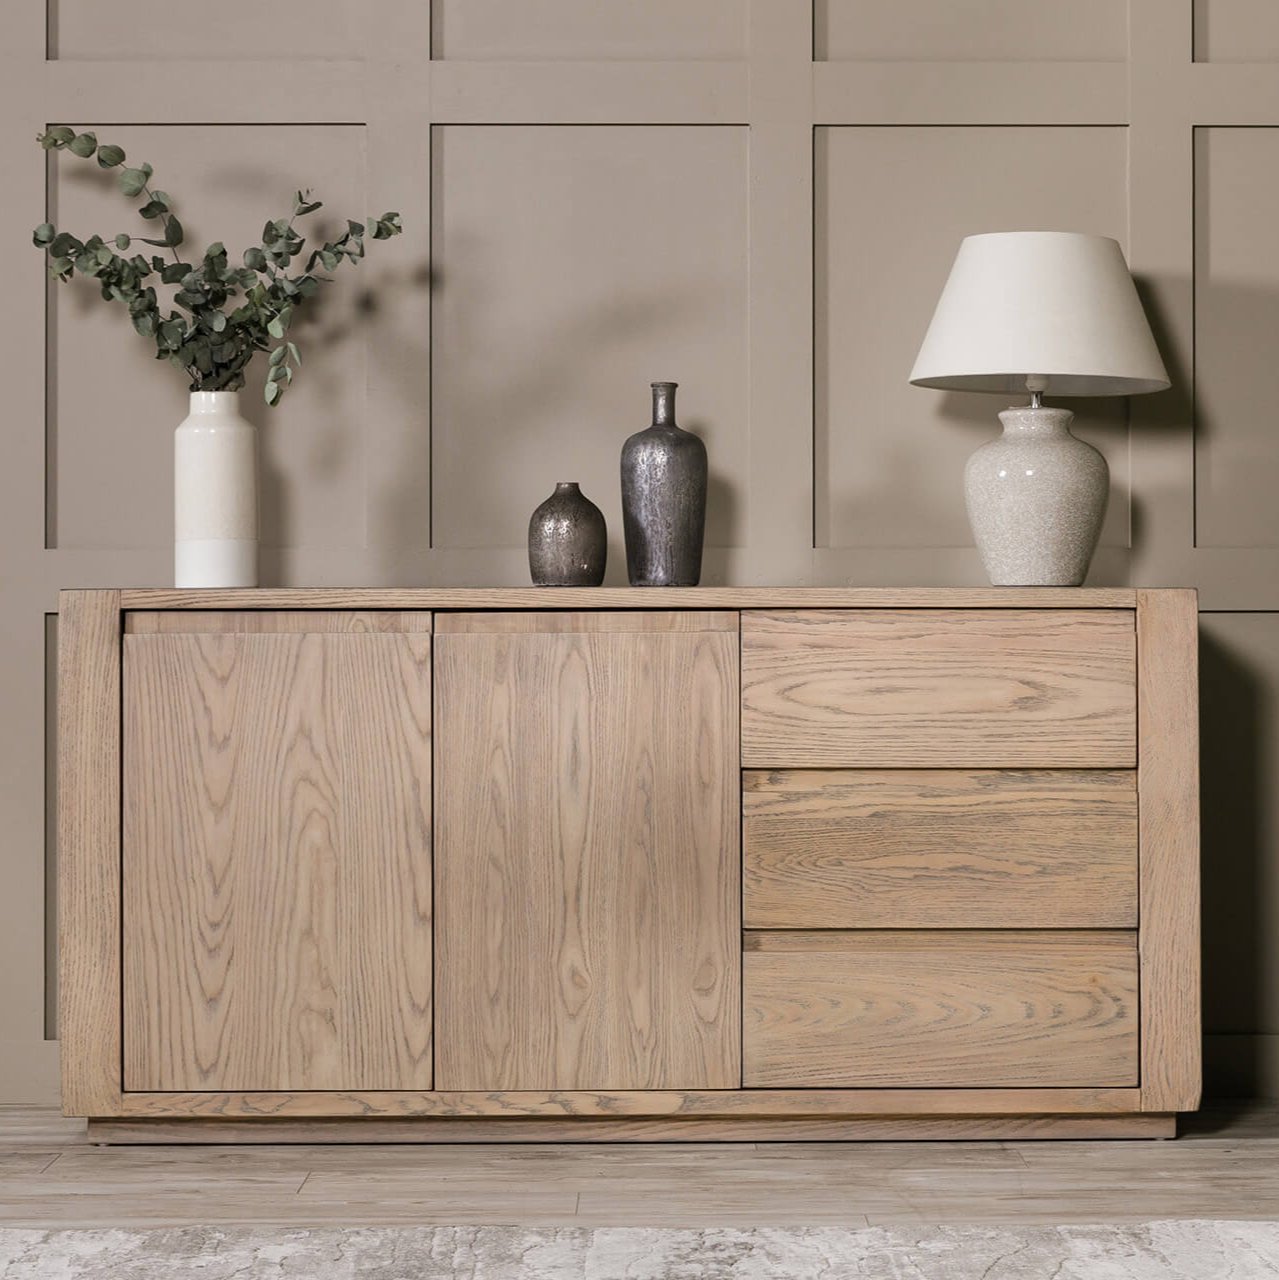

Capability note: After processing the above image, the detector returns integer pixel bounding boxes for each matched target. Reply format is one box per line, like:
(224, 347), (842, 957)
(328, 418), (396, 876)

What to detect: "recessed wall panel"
(816, 0), (1126, 61)
(48, 125), (371, 552)
(431, 125), (749, 557)
(1195, 129), (1279, 547)
(1199, 613), (1279, 1035)
(432, 0), (747, 60)
(815, 125), (1131, 552)
(49, 0), (376, 59)
(1194, 0), (1279, 61)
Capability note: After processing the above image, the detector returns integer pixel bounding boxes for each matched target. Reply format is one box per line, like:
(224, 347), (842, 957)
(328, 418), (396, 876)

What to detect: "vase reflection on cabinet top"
(620, 381), (709, 587)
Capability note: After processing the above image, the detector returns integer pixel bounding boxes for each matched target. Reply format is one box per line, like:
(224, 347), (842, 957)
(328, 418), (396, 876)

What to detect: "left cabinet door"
(122, 611), (434, 1093)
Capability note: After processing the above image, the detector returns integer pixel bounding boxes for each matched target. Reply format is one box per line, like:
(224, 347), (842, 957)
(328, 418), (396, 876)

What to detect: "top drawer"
(741, 609), (1136, 768)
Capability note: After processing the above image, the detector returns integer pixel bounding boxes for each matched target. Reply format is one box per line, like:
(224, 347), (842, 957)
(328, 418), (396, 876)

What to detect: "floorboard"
(2, 1104), (1276, 1228)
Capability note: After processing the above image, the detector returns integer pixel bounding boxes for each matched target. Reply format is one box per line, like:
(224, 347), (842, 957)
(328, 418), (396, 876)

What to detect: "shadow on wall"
(1199, 627), (1270, 1097)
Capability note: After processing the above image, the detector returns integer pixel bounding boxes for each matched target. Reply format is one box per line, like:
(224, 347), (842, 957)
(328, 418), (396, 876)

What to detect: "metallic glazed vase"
(620, 381), (708, 587)
(964, 406), (1108, 587)
(528, 482), (607, 587)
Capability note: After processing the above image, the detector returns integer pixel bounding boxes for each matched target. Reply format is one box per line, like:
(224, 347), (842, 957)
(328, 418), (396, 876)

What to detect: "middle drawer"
(743, 769), (1137, 929)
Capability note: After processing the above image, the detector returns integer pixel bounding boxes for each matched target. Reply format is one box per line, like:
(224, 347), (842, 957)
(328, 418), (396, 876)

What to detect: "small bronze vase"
(620, 381), (707, 586)
(528, 482), (607, 586)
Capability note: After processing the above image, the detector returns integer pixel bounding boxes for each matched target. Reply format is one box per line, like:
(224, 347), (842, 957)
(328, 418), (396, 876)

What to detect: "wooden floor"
(2, 1104), (1276, 1228)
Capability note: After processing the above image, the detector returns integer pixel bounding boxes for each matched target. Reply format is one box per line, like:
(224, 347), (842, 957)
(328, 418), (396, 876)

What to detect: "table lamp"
(909, 231), (1169, 586)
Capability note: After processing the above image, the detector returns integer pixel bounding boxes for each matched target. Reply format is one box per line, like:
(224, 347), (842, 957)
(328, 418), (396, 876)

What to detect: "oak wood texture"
(740, 608), (1137, 768)
(434, 611), (740, 1090)
(83, 1114), (1175, 1145)
(122, 619), (433, 1092)
(1137, 589), (1202, 1112)
(118, 587), (1140, 610)
(743, 768), (1138, 929)
(57, 590), (123, 1117)
(125, 610), (432, 634)
(434, 610), (739, 633)
(112, 1086), (1140, 1119)
(743, 931), (1140, 1089)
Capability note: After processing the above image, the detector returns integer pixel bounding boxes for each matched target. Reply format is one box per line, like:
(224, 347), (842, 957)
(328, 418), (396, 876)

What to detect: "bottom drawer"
(743, 931), (1138, 1088)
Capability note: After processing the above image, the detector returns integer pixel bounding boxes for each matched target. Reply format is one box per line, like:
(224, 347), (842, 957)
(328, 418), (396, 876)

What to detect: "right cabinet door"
(433, 610), (741, 1091)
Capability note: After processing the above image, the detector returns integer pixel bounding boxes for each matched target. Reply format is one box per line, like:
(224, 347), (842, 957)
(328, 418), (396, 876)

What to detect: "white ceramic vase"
(174, 391), (258, 588)
(964, 406), (1108, 587)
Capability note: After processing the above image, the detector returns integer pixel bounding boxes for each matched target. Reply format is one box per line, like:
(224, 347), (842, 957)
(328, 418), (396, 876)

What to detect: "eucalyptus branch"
(33, 129), (403, 405)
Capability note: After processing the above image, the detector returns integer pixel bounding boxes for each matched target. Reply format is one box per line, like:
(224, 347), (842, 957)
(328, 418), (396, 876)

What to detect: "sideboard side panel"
(57, 589), (123, 1117)
(1137, 588), (1202, 1111)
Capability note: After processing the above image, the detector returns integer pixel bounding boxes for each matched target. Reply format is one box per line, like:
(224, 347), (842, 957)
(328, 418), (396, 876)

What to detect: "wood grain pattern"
(743, 768), (1138, 928)
(118, 587), (1140, 611)
(741, 609), (1137, 768)
(1137, 589), (1202, 1112)
(123, 623), (433, 1092)
(112, 1086), (1141, 1119)
(435, 612), (740, 1090)
(84, 1114), (1175, 1145)
(744, 931), (1139, 1088)
(57, 590), (123, 1117)
(434, 610), (738, 633)
(125, 611), (432, 634)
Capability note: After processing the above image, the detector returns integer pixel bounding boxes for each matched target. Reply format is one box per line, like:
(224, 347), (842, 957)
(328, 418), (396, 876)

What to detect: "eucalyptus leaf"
(35, 129), (403, 399)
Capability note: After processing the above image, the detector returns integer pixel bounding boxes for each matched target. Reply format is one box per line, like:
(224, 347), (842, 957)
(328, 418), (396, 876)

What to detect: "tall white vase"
(174, 391), (258, 588)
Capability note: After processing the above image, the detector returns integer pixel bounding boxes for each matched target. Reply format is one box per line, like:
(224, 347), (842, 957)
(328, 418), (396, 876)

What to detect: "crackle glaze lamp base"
(910, 231), (1170, 587)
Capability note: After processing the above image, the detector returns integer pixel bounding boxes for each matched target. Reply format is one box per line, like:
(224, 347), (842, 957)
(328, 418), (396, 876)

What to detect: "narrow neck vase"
(620, 381), (709, 587)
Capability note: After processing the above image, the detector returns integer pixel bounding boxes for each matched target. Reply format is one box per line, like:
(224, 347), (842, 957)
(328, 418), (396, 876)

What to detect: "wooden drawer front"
(743, 769), (1137, 929)
(740, 609), (1136, 767)
(743, 932), (1138, 1088)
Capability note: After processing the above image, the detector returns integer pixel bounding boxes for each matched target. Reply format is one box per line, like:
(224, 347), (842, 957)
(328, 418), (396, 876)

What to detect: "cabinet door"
(123, 612), (433, 1092)
(435, 611), (740, 1091)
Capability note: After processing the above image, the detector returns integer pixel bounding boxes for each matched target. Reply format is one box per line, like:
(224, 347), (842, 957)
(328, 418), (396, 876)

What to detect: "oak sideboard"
(58, 587), (1200, 1142)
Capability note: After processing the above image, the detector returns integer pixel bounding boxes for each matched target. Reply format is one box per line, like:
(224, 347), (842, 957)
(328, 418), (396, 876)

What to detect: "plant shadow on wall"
(428, 227), (743, 584)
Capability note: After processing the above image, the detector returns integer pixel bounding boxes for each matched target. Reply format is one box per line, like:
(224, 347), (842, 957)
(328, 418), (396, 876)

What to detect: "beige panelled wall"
(0, 0), (1276, 1100)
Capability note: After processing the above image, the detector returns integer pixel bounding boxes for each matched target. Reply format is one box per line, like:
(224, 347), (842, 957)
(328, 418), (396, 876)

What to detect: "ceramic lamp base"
(964, 406), (1108, 587)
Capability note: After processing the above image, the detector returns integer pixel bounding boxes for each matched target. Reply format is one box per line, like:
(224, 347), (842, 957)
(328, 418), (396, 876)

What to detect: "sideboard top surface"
(100, 586), (1154, 611)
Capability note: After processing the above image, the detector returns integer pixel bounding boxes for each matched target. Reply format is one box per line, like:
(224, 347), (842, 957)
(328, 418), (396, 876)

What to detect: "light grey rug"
(3, 1222), (1279, 1279)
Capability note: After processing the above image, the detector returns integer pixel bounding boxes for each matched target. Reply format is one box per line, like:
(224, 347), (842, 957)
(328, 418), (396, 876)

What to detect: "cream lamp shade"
(909, 231), (1170, 397)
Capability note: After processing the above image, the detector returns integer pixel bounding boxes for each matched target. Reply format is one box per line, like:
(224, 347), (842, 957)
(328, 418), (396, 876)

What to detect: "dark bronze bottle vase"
(620, 381), (707, 587)
(527, 482), (607, 586)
